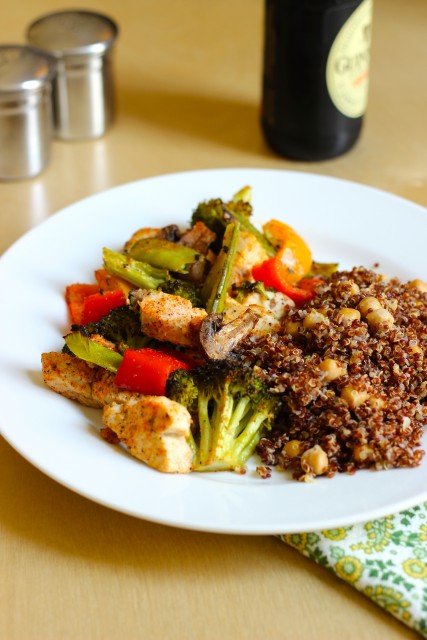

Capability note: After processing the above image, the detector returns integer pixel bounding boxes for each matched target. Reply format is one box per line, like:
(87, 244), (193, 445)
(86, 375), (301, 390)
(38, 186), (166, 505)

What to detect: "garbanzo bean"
(408, 279), (427, 293)
(358, 296), (382, 317)
(284, 320), (301, 338)
(303, 310), (328, 329)
(336, 307), (361, 325)
(341, 386), (369, 408)
(284, 440), (303, 458)
(366, 308), (394, 331)
(301, 445), (329, 476)
(319, 358), (346, 382)
(369, 396), (386, 410)
(353, 444), (374, 463)
(337, 280), (360, 297)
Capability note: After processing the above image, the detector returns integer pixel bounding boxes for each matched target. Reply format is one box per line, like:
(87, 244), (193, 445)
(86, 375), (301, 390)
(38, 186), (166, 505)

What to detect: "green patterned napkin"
(281, 502), (427, 637)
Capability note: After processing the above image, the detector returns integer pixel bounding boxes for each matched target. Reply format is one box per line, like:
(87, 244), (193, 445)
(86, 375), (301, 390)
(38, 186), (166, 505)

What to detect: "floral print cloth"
(281, 502), (427, 637)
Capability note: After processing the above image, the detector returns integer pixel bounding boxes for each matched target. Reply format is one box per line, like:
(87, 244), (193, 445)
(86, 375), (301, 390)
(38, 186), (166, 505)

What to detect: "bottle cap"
(27, 10), (119, 140)
(0, 45), (55, 180)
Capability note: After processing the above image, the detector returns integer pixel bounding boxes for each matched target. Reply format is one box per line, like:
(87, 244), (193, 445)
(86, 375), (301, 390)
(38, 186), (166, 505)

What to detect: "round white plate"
(1, 168), (426, 535)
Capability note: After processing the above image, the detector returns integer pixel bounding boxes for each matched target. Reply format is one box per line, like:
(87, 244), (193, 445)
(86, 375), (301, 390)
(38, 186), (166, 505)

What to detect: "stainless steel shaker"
(27, 10), (119, 140)
(0, 45), (54, 180)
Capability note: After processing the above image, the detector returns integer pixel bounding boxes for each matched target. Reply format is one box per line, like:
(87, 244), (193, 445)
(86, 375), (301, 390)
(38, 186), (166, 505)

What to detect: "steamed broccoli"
(74, 304), (148, 354)
(166, 359), (280, 472)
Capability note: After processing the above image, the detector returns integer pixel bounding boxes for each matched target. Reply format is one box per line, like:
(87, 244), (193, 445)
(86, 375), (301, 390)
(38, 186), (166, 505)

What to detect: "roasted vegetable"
(73, 304), (147, 353)
(126, 237), (202, 274)
(191, 191), (275, 257)
(201, 221), (241, 313)
(166, 359), (280, 472)
(103, 248), (169, 290)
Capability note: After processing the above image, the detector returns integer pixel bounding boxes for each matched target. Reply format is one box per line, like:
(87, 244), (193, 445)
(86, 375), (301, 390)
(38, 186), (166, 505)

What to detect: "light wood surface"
(0, 1), (426, 638)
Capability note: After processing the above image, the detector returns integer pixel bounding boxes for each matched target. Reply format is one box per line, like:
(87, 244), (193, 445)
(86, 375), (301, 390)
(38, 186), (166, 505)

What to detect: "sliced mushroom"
(199, 307), (261, 360)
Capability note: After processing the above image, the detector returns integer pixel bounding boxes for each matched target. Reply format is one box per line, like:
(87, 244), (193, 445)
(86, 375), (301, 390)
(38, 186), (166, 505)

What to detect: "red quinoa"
(239, 267), (427, 481)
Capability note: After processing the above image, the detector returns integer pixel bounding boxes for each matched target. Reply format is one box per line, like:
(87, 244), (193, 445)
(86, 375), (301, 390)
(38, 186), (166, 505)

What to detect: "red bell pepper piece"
(252, 258), (323, 305)
(81, 289), (127, 325)
(114, 348), (191, 396)
(65, 283), (100, 324)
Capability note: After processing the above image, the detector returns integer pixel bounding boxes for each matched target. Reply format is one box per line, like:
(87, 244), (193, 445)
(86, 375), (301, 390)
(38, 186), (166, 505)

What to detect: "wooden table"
(1, 1), (426, 638)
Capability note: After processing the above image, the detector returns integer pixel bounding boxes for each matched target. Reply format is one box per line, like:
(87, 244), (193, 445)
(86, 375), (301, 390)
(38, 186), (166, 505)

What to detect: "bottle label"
(326, 0), (373, 118)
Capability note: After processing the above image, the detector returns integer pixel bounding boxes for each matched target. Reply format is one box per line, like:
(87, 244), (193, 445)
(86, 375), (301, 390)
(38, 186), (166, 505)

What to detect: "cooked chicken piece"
(41, 352), (103, 408)
(91, 368), (136, 406)
(41, 352), (135, 408)
(102, 395), (193, 473)
(247, 305), (281, 334)
(233, 289), (294, 318)
(178, 221), (216, 255)
(222, 297), (280, 336)
(137, 290), (207, 347)
(231, 229), (270, 285)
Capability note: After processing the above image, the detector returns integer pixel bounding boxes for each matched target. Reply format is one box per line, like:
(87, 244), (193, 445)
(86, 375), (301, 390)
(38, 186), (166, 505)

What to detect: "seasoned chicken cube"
(223, 297), (280, 335)
(91, 368), (137, 406)
(235, 289), (294, 318)
(231, 230), (270, 285)
(137, 290), (207, 347)
(41, 352), (136, 408)
(102, 395), (193, 473)
(41, 352), (103, 408)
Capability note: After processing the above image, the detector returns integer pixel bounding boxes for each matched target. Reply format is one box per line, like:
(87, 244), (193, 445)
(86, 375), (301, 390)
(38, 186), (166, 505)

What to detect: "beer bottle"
(261, 0), (373, 161)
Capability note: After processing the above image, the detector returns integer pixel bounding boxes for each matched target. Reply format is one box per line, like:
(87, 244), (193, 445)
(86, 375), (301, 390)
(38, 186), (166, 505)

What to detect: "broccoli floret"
(227, 197), (253, 219)
(166, 368), (199, 417)
(158, 279), (202, 307)
(191, 198), (229, 252)
(191, 196), (275, 257)
(166, 359), (280, 472)
(74, 304), (148, 354)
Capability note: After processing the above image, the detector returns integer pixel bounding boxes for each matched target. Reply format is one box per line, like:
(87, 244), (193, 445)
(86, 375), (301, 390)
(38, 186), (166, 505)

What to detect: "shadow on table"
(117, 85), (273, 157)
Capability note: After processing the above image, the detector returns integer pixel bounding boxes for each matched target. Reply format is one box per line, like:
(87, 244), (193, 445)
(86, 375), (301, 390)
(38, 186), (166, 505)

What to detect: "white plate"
(1, 168), (426, 535)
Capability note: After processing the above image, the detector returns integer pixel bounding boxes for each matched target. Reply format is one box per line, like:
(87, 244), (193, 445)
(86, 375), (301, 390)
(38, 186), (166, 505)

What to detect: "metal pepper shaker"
(0, 45), (54, 180)
(27, 10), (119, 140)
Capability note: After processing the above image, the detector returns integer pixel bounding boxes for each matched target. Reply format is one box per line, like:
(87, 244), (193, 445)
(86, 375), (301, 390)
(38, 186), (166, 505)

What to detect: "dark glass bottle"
(261, 0), (373, 161)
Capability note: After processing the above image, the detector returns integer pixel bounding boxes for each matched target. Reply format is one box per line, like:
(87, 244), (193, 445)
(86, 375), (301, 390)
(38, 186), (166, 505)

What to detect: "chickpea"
(303, 310), (328, 329)
(337, 280), (360, 298)
(284, 440), (303, 458)
(353, 444), (374, 463)
(319, 358), (346, 382)
(366, 308), (395, 331)
(358, 296), (382, 317)
(369, 396), (386, 410)
(301, 445), (329, 476)
(336, 307), (361, 325)
(408, 279), (427, 293)
(341, 386), (369, 408)
(284, 320), (301, 338)
(317, 307), (329, 317)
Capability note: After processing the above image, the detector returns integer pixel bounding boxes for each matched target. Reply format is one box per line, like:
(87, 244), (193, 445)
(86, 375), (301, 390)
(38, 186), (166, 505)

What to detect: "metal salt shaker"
(27, 10), (119, 140)
(0, 45), (54, 180)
